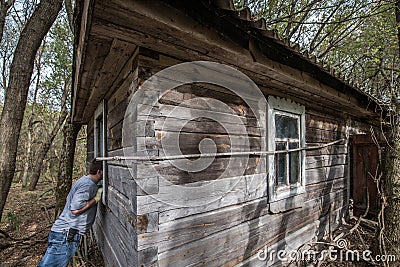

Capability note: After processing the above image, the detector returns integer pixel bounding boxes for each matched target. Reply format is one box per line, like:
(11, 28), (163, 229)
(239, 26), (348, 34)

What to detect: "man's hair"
(89, 160), (103, 175)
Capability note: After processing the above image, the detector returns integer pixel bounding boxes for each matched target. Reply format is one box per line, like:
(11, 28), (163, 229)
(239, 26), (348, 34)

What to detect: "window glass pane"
(96, 117), (103, 157)
(289, 142), (299, 184)
(275, 114), (298, 139)
(275, 142), (286, 185)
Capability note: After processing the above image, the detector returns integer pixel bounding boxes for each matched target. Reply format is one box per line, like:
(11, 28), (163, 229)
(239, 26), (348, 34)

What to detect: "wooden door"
(351, 134), (383, 217)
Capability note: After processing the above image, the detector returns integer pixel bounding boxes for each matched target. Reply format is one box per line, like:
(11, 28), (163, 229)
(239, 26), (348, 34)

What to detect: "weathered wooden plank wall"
(85, 45), (378, 266)
(123, 50), (353, 266)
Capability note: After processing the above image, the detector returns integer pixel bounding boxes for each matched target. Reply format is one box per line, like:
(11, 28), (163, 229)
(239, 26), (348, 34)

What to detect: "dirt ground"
(0, 181), (104, 267)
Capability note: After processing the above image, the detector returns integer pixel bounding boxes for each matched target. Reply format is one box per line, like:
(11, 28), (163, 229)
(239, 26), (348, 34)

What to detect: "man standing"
(38, 160), (103, 267)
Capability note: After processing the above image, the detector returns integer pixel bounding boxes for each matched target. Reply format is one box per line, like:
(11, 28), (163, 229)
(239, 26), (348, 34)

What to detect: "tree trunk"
(21, 123), (32, 188)
(28, 75), (70, 191)
(28, 108), (68, 191)
(0, 0), (15, 44)
(55, 119), (81, 218)
(382, 0), (400, 261)
(0, 0), (63, 219)
(396, 0), (400, 56)
(22, 47), (43, 188)
(383, 108), (400, 261)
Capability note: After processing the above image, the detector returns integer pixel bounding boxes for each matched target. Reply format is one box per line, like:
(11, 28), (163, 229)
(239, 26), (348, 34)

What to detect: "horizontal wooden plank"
(269, 193), (305, 213)
(306, 154), (347, 169)
(153, 116), (261, 136)
(138, 133), (262, 155)
(306, 127), (347, 143)
(136, 103), (264, 131)
(305, 113), (345, 131)
(208, 219), (324, 267)
(158, 84), (259, 118)
(137, 156), (261, 185)
(137, 173), (267, 217)
(305, 177), (347, 201)
(306, 144), (347, 156)
(305, 165), (346, 185)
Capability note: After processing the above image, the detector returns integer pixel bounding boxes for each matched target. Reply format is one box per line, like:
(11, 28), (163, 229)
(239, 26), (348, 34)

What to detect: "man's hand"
(94, 188), (103, 203)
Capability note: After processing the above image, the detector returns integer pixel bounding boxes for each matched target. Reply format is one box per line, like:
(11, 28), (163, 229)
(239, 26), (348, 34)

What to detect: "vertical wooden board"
(108, 164), (137, 210)
(108, 120), (124, 151)
(107, 186), (136, 229)
(93, 207), (138, 267)
(87, 130), (94, 154)
(138, 246), (158, 266)
(105, 47), (139, 105)
(108, 96), (129, 129)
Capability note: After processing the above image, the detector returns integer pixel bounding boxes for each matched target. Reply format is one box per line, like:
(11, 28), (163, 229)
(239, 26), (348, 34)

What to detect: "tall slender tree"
(383, 0), (400, 261)
(54, 0), (84, 214)
(0, 0), (63, 219)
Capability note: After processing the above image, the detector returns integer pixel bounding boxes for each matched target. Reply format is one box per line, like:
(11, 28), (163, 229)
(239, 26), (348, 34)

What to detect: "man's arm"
(71, 188), (102, 215)
(71, 198), (97, 215)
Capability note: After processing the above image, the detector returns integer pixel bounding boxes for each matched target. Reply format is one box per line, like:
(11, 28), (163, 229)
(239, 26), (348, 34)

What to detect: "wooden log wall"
(89, 44), (139, 267)
(127, 50), (359, 266)
(88, 47), (374, 266)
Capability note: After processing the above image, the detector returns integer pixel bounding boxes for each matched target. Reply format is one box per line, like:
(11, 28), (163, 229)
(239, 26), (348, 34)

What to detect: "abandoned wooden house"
(72, 0), (384, 266)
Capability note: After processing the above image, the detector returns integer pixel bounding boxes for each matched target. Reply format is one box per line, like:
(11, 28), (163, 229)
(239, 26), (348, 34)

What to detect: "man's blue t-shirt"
(51, 175), (98, 235)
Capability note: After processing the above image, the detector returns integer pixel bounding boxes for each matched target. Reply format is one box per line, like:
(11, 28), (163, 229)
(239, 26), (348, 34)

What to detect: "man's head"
(88, 160), (103, 182)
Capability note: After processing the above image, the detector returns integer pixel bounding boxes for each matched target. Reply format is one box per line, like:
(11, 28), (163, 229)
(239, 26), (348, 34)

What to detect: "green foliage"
(38, 11), (73, 111)
(234, 0), (399, 102)
(5, 211), (19, 231)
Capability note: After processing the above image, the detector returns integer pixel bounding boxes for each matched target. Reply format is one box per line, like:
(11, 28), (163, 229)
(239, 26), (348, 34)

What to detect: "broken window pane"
(289, 142), (299, 184)
(275, 114), (298, 139)
(275, 142), (286, 185)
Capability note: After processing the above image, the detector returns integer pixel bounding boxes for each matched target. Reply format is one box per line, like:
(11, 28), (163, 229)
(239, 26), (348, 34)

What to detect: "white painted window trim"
(267, 96), (306, 202)
(94, 100), (107, 204)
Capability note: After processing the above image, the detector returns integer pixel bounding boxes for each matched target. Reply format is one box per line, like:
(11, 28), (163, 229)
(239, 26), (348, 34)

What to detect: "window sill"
(269, 193), (305, 213)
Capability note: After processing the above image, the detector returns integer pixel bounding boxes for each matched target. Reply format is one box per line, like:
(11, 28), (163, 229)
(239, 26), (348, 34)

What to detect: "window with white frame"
(94, 100), (107, 204)
(268, 96), (305, 201)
